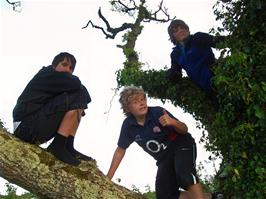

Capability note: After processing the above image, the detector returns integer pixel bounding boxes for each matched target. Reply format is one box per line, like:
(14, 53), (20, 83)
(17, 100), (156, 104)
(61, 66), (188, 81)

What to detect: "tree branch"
(5, 0), (21, 12)
(83, 0), (173, 40)
(111, 0), (137, 13)
(82, 8), (134, 39)
(0, 129), (146, 199)
(143, 0), (174, 23)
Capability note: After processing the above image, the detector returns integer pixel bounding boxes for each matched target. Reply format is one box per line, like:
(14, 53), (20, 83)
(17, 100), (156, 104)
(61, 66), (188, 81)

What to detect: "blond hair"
(119, 86), (146, 116)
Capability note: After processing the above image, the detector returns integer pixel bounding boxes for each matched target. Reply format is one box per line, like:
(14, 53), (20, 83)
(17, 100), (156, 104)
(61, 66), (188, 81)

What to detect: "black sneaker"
(47, 143), (81, 166)
(66, 135), (93, 161)
(212, 192), (224, 199)
(70, 149), (93, 161)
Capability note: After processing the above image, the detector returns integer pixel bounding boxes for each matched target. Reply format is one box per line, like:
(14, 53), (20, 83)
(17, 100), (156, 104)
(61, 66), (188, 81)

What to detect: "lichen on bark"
(0, 129), (146, 199)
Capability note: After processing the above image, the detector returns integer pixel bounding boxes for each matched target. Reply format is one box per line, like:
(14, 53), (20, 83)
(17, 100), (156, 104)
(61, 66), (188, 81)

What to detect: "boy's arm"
(107, 146), (126, 180)
(166, 50), (182, 82)
(33, 66), (82, 94)
(159, 109), (188, 134)
(193, 32), (226, 48)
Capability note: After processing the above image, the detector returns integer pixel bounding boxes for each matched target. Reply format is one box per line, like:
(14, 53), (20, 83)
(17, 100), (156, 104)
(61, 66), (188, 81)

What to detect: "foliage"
(115, 0), (266, 198)
(209, 1), (266, 198)
(2, 0), (265, 198)
(116, 67), (218, 133)
(0, 119), (7, 132)
(132, 184), (156, 199)
(0, 183), (38, 199)
(141, 185), (156, 199)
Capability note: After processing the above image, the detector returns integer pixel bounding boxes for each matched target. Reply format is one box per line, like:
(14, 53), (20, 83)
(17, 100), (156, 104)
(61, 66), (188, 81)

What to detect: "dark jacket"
(169, 32), (224, 91)
(13, 65), (90, 121)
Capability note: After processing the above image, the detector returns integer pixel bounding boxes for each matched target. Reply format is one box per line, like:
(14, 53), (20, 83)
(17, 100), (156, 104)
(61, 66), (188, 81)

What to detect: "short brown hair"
(168, 19), (189, 45)
(52, 52), (76, 71)
(119, 86), (146, 116)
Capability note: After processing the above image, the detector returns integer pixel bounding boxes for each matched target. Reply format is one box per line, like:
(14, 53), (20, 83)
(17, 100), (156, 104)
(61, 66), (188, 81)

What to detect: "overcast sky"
(0, 0), (221, 194)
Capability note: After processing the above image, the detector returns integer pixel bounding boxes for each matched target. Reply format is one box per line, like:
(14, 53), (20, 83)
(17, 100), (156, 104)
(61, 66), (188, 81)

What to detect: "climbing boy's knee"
(176, 172), (199, 189)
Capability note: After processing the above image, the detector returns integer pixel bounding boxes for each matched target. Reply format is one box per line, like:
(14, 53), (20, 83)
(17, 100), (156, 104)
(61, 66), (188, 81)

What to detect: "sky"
(0, 0), (221, 194)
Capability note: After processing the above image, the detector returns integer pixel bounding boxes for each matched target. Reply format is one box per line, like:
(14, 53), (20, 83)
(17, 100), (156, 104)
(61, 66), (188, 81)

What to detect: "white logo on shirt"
(146, 140), (167, 153)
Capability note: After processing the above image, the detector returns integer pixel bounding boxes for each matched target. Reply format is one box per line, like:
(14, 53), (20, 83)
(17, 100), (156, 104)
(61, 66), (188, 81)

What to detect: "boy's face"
(54, 58), (74, 74)
(172, 26), (189, 43)
(127, 94), (148, 117)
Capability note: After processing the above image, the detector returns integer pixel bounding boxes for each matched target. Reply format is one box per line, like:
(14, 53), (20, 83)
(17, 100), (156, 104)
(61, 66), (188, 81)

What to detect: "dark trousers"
(155, 140), (198, 199)
(14, 89), (89, 144)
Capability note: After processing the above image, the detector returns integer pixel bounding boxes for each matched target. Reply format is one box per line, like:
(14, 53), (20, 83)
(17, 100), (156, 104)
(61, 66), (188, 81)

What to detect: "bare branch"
(220, 0), (231, 2)
(5, 0), (22, 12)
(82, 8), (134, 39)
(83, 0), (175, 68)
(143, 0), (175, 22)
(111, 0), (137, 13)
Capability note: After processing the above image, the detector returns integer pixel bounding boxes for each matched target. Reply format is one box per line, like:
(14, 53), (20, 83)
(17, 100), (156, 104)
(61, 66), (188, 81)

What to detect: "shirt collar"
(127, 107), (152, 126)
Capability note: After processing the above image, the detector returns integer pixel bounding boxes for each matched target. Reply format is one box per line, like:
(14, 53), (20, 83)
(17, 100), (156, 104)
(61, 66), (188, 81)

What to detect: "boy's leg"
(14, 111), (65, 144)
(178, 191), (192, 199)
(47, 132), (80, 166)
(47, 109), (90, 165)
(44, 88), (91, 164)
(66, 135), (93, 161)
(173, 142), (224, 199)
(187, 183), (205, 199)
(155, 154), (180, 199)
(57, 109), (92, 161)
(15, 89), (91, 165)
(174, 142), (206, 199)
(14, 110), (81, 165)
(56, 109), (83, 137)
(47, 109), (84, 165)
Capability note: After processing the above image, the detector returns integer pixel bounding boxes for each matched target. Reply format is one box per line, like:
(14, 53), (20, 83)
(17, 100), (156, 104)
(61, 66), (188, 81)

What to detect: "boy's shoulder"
(122, 114), (136, 125)
(148, 106), (164, 116)
(35, 65), (53, 74)
(192, 31), (211, 36)
(148, 106), (163, 111)
(190, 32), (213, 41)
(122, 106), (163, 123)
(187, 32), (215, 48)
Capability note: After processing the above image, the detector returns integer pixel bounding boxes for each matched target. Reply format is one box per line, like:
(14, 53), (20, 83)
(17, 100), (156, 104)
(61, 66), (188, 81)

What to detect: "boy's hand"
(159, 109), (173, 127)
(160, 109), (188, 134)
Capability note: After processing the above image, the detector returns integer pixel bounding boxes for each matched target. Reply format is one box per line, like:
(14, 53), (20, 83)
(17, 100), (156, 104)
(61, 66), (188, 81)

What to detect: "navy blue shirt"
(118, 106), (193, 161)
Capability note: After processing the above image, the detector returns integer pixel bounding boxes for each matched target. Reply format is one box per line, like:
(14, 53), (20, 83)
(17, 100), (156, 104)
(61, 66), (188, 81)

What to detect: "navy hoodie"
(13, 65), (90, 121)
(170, 32), (224, 91)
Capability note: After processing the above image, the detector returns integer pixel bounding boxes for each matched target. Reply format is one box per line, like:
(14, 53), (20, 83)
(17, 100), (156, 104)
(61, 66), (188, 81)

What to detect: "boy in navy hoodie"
(13, 52), (92, 165)
(167, 19), (224, 97)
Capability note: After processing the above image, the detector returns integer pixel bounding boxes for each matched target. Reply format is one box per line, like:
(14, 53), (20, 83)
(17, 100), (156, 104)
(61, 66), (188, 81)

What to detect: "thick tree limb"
(116, 68), (217, 128)
(0, 129), (146, 199)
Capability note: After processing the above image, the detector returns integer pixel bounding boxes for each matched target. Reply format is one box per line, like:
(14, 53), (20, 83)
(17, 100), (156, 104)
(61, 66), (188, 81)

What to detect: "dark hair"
(52, 52), (76, 70)
(168, 19), (189, 45)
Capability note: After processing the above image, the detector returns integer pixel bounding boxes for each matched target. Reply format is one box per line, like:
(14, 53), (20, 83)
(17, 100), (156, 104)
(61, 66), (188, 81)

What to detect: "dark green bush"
(117, 0), (266, 198)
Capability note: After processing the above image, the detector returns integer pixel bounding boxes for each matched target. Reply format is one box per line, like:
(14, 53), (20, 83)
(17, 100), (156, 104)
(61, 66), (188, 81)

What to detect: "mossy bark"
(0, 129), (146, 199)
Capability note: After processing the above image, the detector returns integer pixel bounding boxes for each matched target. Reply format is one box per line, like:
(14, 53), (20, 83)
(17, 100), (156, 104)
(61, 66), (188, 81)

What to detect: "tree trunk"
(0, 129), (146, 199)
